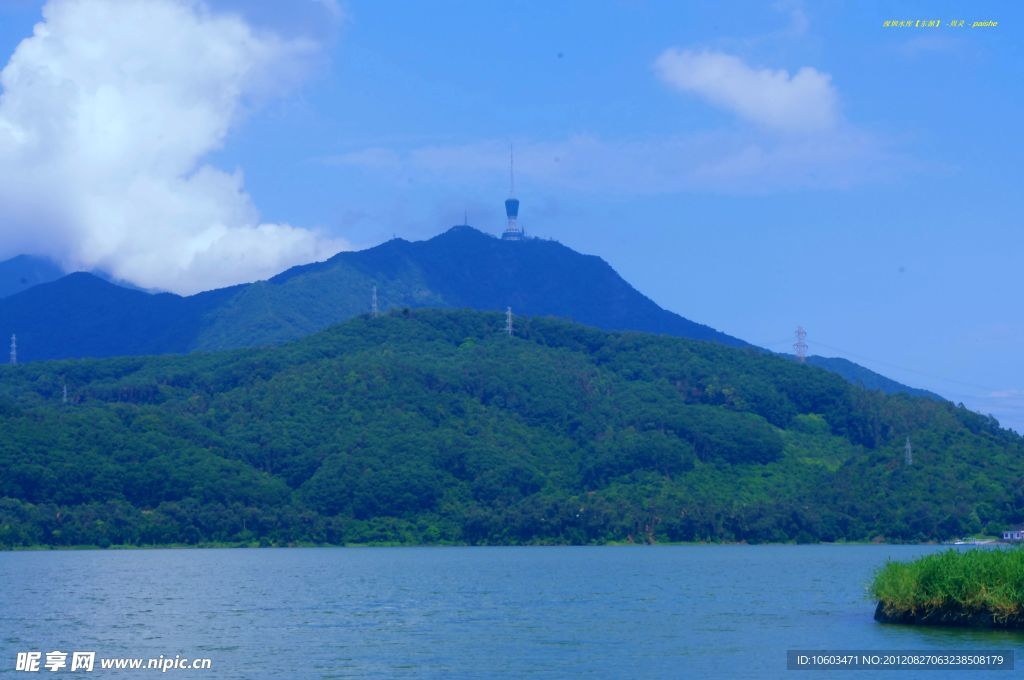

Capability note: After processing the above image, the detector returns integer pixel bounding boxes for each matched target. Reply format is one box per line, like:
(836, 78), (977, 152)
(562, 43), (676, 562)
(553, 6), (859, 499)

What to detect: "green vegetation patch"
(1, 310), (1023, 548)
(871, 548), (1024, 628)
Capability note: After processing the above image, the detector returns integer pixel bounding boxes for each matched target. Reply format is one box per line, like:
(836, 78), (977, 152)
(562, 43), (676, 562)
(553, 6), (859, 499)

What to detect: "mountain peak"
(433, 224), (498, 241)
(442, 223), (484, 234)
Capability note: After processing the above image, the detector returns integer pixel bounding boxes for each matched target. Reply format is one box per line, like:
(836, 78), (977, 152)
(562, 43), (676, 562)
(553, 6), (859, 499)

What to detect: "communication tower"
(505, 307), (514, 336)
(372, 286), (379, 318)
(501, 145), (524, 241)
(9, 334), (15, 366)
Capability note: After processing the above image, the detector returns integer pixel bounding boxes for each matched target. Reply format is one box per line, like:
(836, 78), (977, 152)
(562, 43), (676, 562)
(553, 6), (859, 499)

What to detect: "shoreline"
(875, 601), (1024, 630)
(2, 539), (995, 553)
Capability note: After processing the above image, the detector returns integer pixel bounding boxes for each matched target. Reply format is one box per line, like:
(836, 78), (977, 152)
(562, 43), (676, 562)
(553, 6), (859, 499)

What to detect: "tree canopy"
(0, 309), (1020, 548)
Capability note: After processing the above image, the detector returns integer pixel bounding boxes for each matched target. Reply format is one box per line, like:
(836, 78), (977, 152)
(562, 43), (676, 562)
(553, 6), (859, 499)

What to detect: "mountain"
(0, 226), (745, 362)
(0, 273), (239, 361)
(0, 254), (156, 301)
(0, 255), (64, 298)
(195, 226), (749, 351)
(0, 227), (933, 401)
(0, 309), (1019, 548)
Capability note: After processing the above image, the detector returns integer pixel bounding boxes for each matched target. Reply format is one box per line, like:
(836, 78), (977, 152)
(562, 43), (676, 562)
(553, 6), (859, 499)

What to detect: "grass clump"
(871, 548), (1024, 626)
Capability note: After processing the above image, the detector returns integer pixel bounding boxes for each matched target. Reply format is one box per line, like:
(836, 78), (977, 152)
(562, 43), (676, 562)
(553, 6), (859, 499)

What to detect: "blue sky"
(0, 1), (1021, 429)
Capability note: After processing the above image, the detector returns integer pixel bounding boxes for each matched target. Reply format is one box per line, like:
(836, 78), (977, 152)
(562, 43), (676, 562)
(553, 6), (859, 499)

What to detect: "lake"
(1, 545), (1021, 678)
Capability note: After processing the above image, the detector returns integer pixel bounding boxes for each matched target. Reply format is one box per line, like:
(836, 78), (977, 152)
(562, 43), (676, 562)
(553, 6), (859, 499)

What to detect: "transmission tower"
(9, 334), (15, 366)
(62, 382), (68, 405)
(371, 286), (379, 318)
(505, 307), (513, 336)
(904, 436), (912, 466)
(793, 326), (808, 363)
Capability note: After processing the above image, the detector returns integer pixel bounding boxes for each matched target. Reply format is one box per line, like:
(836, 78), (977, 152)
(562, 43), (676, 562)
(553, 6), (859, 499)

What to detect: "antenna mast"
(372, 286), (379, 318)
(904, 436), (912, 466)
(9, 334), (15, 366)
(505, 307), (513, 336)
(793, 326), (808, 363)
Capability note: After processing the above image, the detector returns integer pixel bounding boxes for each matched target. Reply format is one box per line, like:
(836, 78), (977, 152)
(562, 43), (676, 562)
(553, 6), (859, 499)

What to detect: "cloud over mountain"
(654, 48), (839, 133)
(0, 0), (346, 294)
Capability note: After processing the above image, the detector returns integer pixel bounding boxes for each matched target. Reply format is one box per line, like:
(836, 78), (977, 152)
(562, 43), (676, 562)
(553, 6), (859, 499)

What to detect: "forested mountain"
(0, 227), (932, 398)
(1, 310), (1020, 548)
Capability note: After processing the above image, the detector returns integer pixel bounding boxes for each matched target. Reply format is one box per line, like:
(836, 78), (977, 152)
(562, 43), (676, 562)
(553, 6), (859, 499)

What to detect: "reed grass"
(871, 547), (1024, 619)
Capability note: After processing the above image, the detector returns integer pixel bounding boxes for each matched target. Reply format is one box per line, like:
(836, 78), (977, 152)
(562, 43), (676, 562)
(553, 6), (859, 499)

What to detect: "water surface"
(1, 545), (1021, 678)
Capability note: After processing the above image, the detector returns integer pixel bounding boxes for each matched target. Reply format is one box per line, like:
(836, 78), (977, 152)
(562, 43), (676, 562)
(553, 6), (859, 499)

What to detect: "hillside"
(0, 309), (1020, 548)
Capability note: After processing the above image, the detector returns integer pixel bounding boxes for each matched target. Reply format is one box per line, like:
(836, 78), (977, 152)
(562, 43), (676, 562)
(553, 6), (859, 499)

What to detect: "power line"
(760, 330), (1008, 402)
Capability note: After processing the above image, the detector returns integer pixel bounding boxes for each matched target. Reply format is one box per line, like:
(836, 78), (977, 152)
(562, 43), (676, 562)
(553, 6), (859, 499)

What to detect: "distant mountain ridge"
(0, 226), (745, 360)
(0, 272), (239, 359)
(0, 255), (64, 298)
(805, 356), (942, 401)
(0, 254), (154, 299)
(0, 227), (937, 401)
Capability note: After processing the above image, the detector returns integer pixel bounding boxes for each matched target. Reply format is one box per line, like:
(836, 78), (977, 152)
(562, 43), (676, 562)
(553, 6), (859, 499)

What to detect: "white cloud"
(962, 389), (1024, 433)
(326, 147), (403, 171)
(330, 44), (895, 195)
(987, 390), (1024, 400)
(328, 129), (906, 196)
(654, 48), (838, 133)
(0, 0), (347, 295)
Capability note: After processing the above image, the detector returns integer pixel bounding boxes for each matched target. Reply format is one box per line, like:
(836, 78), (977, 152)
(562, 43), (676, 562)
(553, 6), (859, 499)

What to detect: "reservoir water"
(1, 545), (1021, 678)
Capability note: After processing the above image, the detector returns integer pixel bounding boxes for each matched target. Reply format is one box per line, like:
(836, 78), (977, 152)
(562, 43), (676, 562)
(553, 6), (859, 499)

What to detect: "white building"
(1001, 526), (1024, 542)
